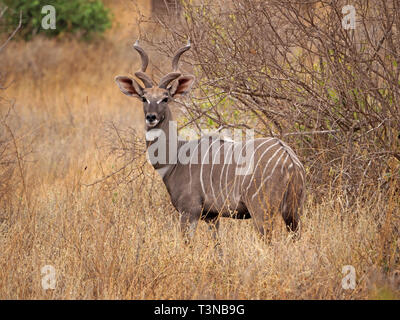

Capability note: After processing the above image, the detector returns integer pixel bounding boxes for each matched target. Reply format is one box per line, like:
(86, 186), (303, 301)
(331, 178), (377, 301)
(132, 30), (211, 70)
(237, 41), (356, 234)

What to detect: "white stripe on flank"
(269, 147), (286, 177)
(250, 146), (284, 200)
(279, 140), (304, 170)
(230, 139), (255, 211)
(200, 138), (221, 195)
(224, 145), (234, 201)
(188, 137), (203, 194)
(241, 139), (279, 191)
(188, 137), (203, 167)
(210, 142), (226, 204)
(239, 138), (275, 189)
(265, 147), (286, 182)
(284, 149), (304, 182)
(277, 140), (305, 182)
(225, 139), (253, 201)
(281, 153), (290, 175)
(219, 142), (234, 203)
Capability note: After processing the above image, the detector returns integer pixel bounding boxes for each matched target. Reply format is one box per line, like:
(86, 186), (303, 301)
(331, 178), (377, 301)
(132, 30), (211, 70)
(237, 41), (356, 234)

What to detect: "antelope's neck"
(145, 109), (178, 178)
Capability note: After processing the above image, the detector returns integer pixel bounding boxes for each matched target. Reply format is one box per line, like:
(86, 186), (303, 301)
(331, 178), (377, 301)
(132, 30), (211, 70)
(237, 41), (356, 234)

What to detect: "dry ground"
(0, 0), (399, 299)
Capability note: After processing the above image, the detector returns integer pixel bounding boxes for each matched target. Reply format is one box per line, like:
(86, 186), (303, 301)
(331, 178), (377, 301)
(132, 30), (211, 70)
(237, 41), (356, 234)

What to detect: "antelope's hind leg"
(247, 202), (275, 243)
(280, 178), (303, 240)
(281, 202), (302, 240)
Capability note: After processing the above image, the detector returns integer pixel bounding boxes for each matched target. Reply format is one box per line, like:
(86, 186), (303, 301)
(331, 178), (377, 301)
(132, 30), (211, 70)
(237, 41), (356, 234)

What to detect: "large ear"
(169, 75), (195, 97)
(115, 76), (144, 98)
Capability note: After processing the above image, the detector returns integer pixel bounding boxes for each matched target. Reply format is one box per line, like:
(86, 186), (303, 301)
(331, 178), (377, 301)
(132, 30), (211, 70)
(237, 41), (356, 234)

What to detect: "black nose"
(146, 114), (157, 123)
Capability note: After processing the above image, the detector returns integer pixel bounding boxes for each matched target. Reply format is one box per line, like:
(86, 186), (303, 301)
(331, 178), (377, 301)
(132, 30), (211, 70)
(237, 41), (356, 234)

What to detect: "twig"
(283, 129), (339, 137)
(0, 10), (22, 53)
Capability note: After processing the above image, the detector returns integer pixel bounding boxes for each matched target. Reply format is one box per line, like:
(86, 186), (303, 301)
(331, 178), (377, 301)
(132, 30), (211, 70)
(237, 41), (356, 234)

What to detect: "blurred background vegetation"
(0, 0), (112, 39)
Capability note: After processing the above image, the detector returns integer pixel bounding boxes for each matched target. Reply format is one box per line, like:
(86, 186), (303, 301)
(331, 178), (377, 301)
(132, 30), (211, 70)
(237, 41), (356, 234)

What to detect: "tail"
(280, 152), (305, 236)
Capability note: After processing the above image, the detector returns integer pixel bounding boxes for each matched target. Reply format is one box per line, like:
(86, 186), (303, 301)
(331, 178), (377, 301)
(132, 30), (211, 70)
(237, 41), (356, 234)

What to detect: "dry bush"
(0, 6), (33, 220)
(0, 104), (36, 219)
(144, 0), (400, 196)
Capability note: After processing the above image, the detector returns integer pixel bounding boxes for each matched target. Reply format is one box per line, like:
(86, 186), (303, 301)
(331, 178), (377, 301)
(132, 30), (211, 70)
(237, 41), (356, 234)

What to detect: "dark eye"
(141, 97), (147, 103)
(162, 97), (168, 103)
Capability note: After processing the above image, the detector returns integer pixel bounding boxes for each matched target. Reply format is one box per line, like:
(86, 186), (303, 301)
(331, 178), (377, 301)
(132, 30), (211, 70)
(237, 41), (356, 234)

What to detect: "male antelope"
(115, 41), (305, 242)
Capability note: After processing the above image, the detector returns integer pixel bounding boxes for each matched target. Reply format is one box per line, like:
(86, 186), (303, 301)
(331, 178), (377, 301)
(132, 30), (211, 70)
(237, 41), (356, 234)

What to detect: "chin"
(146, 120), (160, 128)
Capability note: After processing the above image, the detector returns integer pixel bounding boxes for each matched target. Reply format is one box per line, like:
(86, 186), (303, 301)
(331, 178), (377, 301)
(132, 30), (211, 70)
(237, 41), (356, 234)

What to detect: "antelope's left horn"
(133, 40), (154, 88)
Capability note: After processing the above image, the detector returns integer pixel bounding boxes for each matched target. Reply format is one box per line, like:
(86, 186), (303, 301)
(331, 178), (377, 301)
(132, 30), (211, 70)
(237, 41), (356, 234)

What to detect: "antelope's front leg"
(207, 218), (220, 243)
(207, 219), (223, 258)
(180, 212), (200, 244)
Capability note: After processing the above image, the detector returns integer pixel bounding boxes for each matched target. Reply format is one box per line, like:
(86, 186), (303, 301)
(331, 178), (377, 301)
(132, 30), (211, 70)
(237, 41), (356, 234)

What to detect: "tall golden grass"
(0, 0), (399, 299)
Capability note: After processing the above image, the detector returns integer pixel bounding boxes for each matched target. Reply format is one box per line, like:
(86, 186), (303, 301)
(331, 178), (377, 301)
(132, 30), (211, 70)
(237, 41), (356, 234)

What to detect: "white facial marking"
(146, 119), (160, 127)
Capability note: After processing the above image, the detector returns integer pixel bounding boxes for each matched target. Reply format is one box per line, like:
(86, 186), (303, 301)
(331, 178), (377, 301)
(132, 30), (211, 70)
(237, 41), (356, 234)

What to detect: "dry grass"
(0, 1), (399, 299)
